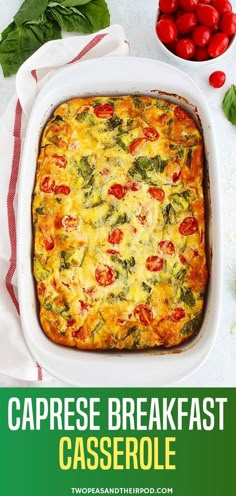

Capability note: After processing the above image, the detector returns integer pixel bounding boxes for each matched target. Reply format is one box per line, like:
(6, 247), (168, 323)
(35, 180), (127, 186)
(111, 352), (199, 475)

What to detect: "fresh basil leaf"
(57, 0), (92, 6)
(0, 22), (16, 43)
(14, 0), (49, 26)
(79, 0), (110, 31)
(48, 5), (93, 33)
(222, 85), (236, 125)
(0, 17), (61, 77)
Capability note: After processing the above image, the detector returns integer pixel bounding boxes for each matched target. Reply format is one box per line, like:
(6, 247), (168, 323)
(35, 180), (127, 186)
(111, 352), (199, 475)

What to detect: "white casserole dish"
(17, 57), (222, 386)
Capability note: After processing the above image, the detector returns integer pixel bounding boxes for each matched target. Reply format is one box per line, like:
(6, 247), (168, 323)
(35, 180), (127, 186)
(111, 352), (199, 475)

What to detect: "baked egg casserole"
(32, 95), (208, 350)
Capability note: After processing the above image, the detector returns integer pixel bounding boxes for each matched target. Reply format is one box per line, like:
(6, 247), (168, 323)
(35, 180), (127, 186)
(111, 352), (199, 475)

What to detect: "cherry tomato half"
(174, 106), (189, 120)
(108, 228), (123, 244)
(169, 307), (186, 322)
(108, 183), (127, 199)
(212, 0), (232, 16)
(196, 4), (220, 28)
(128, 137), (145, 154)
(192, 25), (211, 47)
(44, 235), (55, 251)
(145, 255), (164, 272)
(159, 0), (179, 14)
(134, 304), (154, 326)
(194, 46), (209, 60)
(176, 13), (198, 34)
(208, 32), (229, 57)
(209, 70), (226, 88)
(61, 215), (78, 230)
(54, 185), (71, 195)
(156, 19), (178, 43)
(176, 38), (196, 59)
(40, 176), (55, 193)
(148, 187), (165, 201)
(94, 104), (114, 118)
(179, 0), (199, 11)
(179, 216), (199, 235)
(143, 127), (160, 140)
(95, 265), (116, 287)
(221, 13), (236, 36)
(158, 240), (175, 255)
(51, 154), (67, 168)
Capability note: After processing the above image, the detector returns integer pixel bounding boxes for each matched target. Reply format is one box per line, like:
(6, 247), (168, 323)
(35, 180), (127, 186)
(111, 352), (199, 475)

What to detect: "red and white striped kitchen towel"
(0, 25), (129, 382)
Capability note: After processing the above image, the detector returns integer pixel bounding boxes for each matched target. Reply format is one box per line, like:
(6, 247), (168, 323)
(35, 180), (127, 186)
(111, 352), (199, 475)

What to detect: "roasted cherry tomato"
(174, 106), (189, 120)
(159, 0), (179, 13)
(134, 304), (154, 326)
(40, 176), (55, 193)
(179, 0), (199, 11)
(94, 104), (114, 118)
(37, 282), (46, 296)
(209, 70), (226, 88)
(108, 228), (123, 244)
(129, 181), (141, 191)
(156, 19), (178, 43)
(194, 46), (209, 60)
(172, 170), (181, 182)
(72, 328), (83, 338)
(143, 127), (160, 141)
(208, 32), (229, 57)
(176, 38), (196, 59)
(169, 307), (186, 322)
(54, 184), (71, 195)
(145, 255), (164, 272)
(148, 186), (165, 201)
(158, 240), (175, 255)
(44, 235), (55, 251)
(95, 265), (116, 287)
(176, 13), (198, 34)
(51, 154), (67, 168)
(108, 183), (127, 199)
(128, 137), (145, 154)
(61, 215), (78, 230)
(192, 25), (211, 47)
(179, 254), (188, 264)
(179, 216), (199, 235)
(67, 319), (76, 327)
(196, 4), (220, 28)
(212, 0), (232, 16)
(221, 12), (236, 36)
(106, 249), (120, 255)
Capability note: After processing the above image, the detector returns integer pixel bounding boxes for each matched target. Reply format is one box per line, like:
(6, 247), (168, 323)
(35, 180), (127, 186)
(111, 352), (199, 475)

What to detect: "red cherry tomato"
(54, 184), (71, 195)
(94, 104), (114, 118)
(179, 0), (199, 11)
(196, 5), (220, 28)
(179, 216), (199, 235)
(172, 170), (181, 182)
(44, 235), (55, 251)
(159, 0), (179, 14)
(158, 240), (175, 255)
(108, 183), (127, 199)
(199, 0), (211, 4)
(192, 25), (211, 47)
(156, 19), (178, 43)
(169, 307), (186, 322)
(129, 181), (141, 191)
(95, 265), (116, 287)
(212, 0), (232, 16)
(51, 154), (67, 168)
(61, 215), (78, 230)
(208, 32), (229, 57)
(134, 304), (154, 326)
(176, 13), (198, 34)
(209, 70), (226, 88)
(179, 254), (188, 264)
(194, 46), (209, 60)
(106, 249), (120, 255)
(128, 137), (145, 154)
(174, 106), (189, 120)
(165, 38), (179, 54)
(159, 13), (175, 21)
(145, 255), (164, 272)
(221, 13), (236, 36)
(148, 186), (165, 201)
(40, 176), (55, 193)
(108, 228), (123, 244)
(176, 38), (196, 59)
(143, 127), (160, 141)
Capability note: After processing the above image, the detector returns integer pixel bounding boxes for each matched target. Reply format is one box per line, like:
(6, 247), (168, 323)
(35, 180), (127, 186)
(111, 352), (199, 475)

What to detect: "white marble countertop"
(0, 0), (236, 387)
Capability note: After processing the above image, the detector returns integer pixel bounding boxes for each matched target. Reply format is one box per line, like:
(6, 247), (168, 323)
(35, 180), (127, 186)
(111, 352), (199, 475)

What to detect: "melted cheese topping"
(33, 95), (208, 349)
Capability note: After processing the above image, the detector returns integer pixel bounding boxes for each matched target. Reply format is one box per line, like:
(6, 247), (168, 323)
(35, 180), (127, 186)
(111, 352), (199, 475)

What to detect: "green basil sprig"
(0, 0), (110, 77)
(222, 85), (236, 126)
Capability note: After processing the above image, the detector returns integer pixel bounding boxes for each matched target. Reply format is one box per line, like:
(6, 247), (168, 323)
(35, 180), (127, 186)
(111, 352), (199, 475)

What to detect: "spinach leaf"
(111, 256), (136, 276)
(163, 204), (176, 225)
(142, 282), (152, 293)
(14, 0), (49, 26)
(111, 213), (129, 226)
(78, 156), (93, 180)
(128, 155), (168, 182)
(108, 116), (122, 130)
(123, 326), (139, 340)
(0, 17), (61, 77)
(181, 313), (201, 336)
(222, 85), (236, 125)
(175, 269), (187, 284)
(180, 287), (195, 307)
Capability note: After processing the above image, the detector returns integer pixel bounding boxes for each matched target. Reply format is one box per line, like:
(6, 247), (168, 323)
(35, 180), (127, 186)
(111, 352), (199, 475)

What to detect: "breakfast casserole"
(32, 95), (208, 349)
